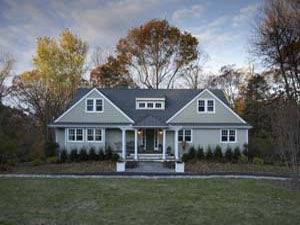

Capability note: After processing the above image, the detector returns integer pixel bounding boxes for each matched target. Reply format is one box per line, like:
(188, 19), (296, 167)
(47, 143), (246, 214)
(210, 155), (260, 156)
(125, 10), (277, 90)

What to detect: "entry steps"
(128, 153), (175, 161)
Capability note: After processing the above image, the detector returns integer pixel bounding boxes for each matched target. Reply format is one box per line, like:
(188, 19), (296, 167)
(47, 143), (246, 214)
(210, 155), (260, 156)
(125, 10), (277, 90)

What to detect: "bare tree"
(0, 53), (15, 104)
(270, 98), (300, 183)
(206, 65), (247, 107)
(254, 0), (300, 101)
(90, 47), (112, 68)
(181, 51), (209, 89)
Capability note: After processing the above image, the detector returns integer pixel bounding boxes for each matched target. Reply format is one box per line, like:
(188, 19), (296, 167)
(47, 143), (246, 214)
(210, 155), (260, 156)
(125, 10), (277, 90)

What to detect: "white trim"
(136, 100), (165, 110)
(136, 97), (165, 101)
(166, 89), (247, 124)
(54, 88), (134, 124)
(85, 98), (104, 113)
(205, 89), (247, 124)
(220, 129), (237, 144)
(197, 99), (215, 114)
(67, 128), (84, 143)
(178, 129), (193, 144)
(85, 128), (103, 143)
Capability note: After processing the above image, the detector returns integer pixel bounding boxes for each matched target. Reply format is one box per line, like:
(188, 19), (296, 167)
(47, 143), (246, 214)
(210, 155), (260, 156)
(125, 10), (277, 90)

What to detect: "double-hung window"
(86, 128), (102, 142)
(198, 99), (215, 113)
(86, 98), (103, 112)
(178, 129), (192, 143)
(221, 129), (236, 143)
(68, 128), (84, 142)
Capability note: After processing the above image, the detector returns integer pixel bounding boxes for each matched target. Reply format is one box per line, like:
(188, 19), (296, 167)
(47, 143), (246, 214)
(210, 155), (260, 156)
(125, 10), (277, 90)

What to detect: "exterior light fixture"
(159, 130), (163, 135)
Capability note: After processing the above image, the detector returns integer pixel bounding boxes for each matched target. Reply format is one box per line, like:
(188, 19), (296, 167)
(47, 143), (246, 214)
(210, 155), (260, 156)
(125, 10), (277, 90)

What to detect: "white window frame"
(178, 129), (193, 143)
(85, 98), (104, 113)
(197, 99), (215, 114)
(86, 128), (103, 143)
(67, 128), (84, 142)
(220, 129), (237, 143)
(136, 100), (165, 110)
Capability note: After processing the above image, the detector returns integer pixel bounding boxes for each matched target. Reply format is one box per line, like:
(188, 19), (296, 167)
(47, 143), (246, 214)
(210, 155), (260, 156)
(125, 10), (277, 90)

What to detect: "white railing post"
(121, 128), (126, 159)
(134, 129), (138, 160)
(174, 128), (179, 160)
(162, 129), (166, 160)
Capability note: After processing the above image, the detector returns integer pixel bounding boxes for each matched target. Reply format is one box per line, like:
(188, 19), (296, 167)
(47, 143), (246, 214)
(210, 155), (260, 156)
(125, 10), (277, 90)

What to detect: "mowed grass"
(0, 178), (300, 225)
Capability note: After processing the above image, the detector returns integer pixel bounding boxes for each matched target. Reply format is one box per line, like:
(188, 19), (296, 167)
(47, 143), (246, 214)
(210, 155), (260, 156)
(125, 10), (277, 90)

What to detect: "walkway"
(0, 173), (291, 181)
(125, 162), (174, 173)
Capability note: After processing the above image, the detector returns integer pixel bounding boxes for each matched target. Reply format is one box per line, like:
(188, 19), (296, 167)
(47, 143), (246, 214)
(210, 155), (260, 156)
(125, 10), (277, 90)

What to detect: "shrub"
(253, 157), (264, 165)
(89, 147), (98, 160)
(105, 146), (113, 160)
(70, 149), (78, 161)
(225, 147), (233, 162)
(188, 146), (196, 160)
(205, 146), (213, 160)
(45, 141), (59, 157)
(0, 165), (8, 171)
(47, 156), (58, 164)
(112, 153), (120, 162)
(6, 159), (16, 167)
(214, 145), (223, 160)
(32, 158), (43, 166)
(242, 143), (248, 157)
(197, 146), (204, 160)
(233, 146), (241, 160)
(98, 148), (105, 161)
(79, 148), (88, 161)
(181, 153), (190, 162)
(60, 149), (68, 163)
(238, 156), (248, 164)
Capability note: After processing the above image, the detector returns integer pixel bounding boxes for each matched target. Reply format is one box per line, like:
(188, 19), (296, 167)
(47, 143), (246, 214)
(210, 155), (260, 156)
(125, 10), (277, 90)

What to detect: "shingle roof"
(59, 88), (237, 126)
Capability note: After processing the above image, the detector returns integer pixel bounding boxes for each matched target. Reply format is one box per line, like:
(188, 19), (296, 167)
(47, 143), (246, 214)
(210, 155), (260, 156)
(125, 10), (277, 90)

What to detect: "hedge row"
(182, 145), (246, 163)
(60, 146), (119, 163)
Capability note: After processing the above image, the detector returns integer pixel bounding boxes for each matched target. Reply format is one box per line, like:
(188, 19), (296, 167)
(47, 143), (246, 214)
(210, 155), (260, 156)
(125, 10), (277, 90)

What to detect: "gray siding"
(170, 91), (244, 124)
(55, 128), (105, 152)
(58, 89), (132, 123)
(183, 128), (248, 155)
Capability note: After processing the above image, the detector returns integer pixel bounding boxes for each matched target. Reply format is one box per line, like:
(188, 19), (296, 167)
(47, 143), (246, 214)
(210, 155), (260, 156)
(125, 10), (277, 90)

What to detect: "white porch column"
(134, 129), (138, 160)
(162, 129), (166, 160)
(174, 129), (179, 160)
(121, 128), (126, 159)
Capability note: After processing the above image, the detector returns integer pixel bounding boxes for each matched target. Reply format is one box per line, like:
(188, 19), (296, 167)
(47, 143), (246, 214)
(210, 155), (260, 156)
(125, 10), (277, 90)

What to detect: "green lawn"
(0, 178), (299, 225)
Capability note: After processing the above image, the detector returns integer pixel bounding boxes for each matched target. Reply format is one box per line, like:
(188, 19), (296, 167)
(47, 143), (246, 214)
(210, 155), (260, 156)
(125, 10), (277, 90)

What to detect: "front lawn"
(1, 161), (115, 174)
(185, 161), (292, 176)
(0, 178), (299, 225)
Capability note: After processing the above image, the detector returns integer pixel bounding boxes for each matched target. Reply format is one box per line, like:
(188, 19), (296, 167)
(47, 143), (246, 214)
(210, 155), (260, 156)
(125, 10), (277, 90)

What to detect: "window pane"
(87, 99), (94, 111)
(207, 100), (214, 112)
(229, 130), (236, 142)
(178, 130), (183, 142)
(95, 129), (102, 141)
(139, 102), (145, 108)
(76, 129), (83, 141)
(96, 99), (102, 111)
(155, 103), (162, 108)
(147, 103), (154, 108)
(69, 129), (75, 141)
(198, 100), (205, 112)
(87, 129), (94, 141)
(184, 130), (191, 142)
(221, 130), (228, 142)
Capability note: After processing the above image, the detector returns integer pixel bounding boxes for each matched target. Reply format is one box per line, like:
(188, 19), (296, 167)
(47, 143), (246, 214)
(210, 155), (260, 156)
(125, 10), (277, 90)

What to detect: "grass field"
(0, 178), (299, 225)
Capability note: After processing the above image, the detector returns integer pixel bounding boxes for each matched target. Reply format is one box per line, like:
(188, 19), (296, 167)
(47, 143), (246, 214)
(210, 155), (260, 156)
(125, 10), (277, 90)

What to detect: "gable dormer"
(136, 98), (165, 110)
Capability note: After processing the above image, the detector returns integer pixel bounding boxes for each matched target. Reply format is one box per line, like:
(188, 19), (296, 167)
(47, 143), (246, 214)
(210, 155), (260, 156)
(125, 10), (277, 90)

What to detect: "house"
(50, 88), (251, 161)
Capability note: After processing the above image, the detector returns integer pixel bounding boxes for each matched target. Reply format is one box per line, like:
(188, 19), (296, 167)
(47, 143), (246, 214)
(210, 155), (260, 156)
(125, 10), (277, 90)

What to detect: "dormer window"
(85, 98), (103, 113)
(136, 98), (165, 110)
(197, 99), (215, 113)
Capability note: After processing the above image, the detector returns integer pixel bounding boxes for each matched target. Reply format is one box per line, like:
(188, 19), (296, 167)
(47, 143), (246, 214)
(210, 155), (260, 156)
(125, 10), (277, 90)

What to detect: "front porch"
(118, 127), (180, 161)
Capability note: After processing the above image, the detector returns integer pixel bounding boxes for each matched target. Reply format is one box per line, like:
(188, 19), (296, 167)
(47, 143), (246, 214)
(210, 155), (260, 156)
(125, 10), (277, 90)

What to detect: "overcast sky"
(0, 0), (261, 76)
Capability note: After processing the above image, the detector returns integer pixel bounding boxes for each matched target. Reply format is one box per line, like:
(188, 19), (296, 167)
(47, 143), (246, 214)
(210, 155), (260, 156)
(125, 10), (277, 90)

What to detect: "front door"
(146, 129), (154, 151)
